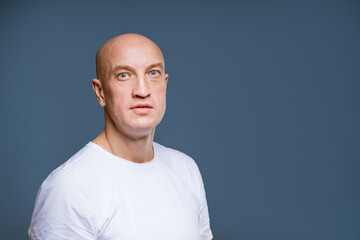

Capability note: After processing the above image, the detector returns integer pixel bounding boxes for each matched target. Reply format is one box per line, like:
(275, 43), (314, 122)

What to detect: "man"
(28, 33), (213, 239)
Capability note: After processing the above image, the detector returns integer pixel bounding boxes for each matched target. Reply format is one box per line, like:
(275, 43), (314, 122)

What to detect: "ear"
(92, 78), (106, 107)
(164, 73), (169, 89)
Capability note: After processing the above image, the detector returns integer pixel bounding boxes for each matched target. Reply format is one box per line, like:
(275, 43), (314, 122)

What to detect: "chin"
(128, 120), (158, 132)
(133, 115), (163, 128)
(134, 123), (157, 132)
(125, 126), (156, 140)
(119, 115), (164, 137)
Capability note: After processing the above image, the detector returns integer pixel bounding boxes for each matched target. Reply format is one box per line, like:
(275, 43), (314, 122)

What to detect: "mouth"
(130, 103), (153, 114)
(130, 103), (153, 109)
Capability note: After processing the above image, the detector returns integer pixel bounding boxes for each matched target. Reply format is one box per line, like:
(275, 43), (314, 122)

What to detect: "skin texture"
(92, 34), (168, 163)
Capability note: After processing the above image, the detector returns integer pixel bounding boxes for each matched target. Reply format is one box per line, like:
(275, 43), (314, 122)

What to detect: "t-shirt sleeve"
(193, 163), (213, 240)
(28, 170), (96, 240)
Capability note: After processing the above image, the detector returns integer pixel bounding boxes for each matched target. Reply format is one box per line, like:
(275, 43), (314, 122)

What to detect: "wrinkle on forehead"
(96, 33), (164, 81)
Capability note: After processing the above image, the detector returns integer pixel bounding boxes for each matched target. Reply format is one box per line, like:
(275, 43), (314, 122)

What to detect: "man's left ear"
(164, 74), (169, 91)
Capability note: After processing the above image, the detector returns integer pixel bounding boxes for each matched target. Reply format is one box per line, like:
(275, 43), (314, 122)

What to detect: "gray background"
(0, 0), (359, 239)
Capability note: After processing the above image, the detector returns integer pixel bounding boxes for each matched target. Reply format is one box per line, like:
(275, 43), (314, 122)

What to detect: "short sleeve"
(193, 163), (213, 240)
(28, 170), (96, 240)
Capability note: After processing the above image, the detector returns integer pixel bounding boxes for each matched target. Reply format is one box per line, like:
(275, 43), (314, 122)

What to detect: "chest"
(93, 167), (200, 240)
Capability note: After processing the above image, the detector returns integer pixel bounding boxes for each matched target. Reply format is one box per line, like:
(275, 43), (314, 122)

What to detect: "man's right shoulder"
(40, 143), (97, 190)
(29, 144), (96, 240)
(51, 142), (91, 172)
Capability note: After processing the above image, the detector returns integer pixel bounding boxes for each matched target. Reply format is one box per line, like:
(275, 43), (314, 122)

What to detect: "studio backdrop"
(0, 0), (359, 239)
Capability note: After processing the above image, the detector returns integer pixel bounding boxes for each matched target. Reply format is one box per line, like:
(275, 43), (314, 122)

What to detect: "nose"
(132, 76), (150, 98)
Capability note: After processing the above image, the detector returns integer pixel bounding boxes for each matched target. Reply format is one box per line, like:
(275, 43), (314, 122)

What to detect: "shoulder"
(154, 142), (196, 165)
(36, 143), (107, 203)
(39, 168), (90, 206)
(30, 168), (96, 239)
(154, 142), (202, 178)
(49, 143), (108, 183)
(39, 144), (88, 190)
(52, 143), (93, 173)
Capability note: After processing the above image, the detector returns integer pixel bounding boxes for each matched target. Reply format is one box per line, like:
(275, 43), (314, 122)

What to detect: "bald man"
(28, 34), (213, 240)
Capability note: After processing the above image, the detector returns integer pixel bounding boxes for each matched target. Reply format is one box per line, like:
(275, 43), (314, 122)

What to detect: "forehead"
(107, 41), (164, 70)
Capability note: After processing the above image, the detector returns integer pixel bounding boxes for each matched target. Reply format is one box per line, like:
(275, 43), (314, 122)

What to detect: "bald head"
(95, 34), (164, 81)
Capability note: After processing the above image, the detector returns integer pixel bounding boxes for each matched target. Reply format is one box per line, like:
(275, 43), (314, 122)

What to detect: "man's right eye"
(118, 73), (129, 79)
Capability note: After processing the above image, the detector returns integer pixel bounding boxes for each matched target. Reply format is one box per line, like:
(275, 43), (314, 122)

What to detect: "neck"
(93, 124), (155, 164)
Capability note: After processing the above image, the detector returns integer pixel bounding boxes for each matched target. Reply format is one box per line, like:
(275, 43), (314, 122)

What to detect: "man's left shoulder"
(154, 142), (198, 167)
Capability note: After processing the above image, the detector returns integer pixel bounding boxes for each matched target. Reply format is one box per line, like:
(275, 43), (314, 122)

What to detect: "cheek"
(156, 88), (167, 114)
(105, 88), (128, 111)
(155, 85), (166, 103)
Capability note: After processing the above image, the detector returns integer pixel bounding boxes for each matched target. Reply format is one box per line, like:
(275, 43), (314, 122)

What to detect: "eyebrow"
(146, 63), (164, 71)
(110, 63), (164, 75)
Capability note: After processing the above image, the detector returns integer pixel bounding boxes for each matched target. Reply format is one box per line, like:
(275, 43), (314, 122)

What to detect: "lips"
(130, 103), (153, 114)
(130, 103), (153, 109)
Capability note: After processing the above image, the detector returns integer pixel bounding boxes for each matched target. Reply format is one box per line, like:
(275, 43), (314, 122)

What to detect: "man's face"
(99, 40), (168, 138)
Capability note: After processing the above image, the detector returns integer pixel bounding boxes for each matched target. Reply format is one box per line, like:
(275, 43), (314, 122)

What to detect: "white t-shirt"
(29, 142), (213, 240)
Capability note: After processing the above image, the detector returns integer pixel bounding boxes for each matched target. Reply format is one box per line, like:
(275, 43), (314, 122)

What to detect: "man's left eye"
(149, 70), (159, 76)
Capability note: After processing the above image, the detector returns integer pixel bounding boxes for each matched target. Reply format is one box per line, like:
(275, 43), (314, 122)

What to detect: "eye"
(117, 72), (130, 80)
(149, 70), (159, 76)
